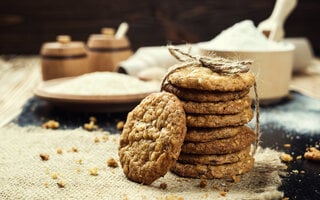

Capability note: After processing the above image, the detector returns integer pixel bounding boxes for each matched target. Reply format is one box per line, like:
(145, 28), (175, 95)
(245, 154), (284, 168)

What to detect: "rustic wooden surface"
(0, 0), (319, 55)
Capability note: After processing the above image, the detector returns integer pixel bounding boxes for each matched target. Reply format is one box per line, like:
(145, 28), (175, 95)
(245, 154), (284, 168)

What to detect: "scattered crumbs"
(232, 175), (240, 183)
(296, 155), (302, 160)
(280, 153), (293, 162)
(94, 137), (100, 143)
(107, 158), (119, 168)
(199, 175), (208, 188)
(292, 169), (299, 174)
(304, 147), (320, 162)
(117, 121), (125, 131)
(219, 191), (227, 197)
(102, 134), (109, 141)
(57, 148), (63, 155)
(283, 144), (291, 148)
(164, 195), (184, 200)
(71, 147), (78, 153)
(89, 167), (99, 176)
(39, 153), (49, 161)
(77, 159), (83, 165)
(44, 182), (49, 188)
(160, 182), (167, 190)
(51, 172), (58, 180)
(57, 180), (65, 188)
(89, 116), (97, 123)
(42, 120), (60, 129)
(76, 167), (81, 173)
(84, 121), (98, 131)
(122, 194), (129, 200)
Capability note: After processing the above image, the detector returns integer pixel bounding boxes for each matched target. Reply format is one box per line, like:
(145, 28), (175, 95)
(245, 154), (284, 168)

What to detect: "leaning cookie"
(181, 127), (256, 155)
(186, 107), (253, 128)
(178, 146), (251, 165)
(182, 95), (252, 115)
(171, 156), (254, 179)
(119, 92), (187, 185)
(167, 65), (255, 92)
(162, 83), (250, 102)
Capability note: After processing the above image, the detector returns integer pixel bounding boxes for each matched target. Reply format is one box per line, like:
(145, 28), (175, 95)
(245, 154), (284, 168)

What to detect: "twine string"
(162, 45), (260, 155)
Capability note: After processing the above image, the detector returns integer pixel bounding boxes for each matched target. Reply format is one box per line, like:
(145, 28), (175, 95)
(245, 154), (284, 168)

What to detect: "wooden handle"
(270, 0), (297, 25)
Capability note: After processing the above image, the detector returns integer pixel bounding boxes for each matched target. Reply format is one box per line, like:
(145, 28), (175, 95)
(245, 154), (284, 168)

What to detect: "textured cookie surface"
(162, 83), (250, 102)
(181, 126), (255, 154)
(167, 65), (255, 91)
(178, 147), (251, 165)
(182, 95), (252, 115)
(186, 107), (253, 128)
(119, 92), (187, 185)
(171, 156), (254, 179)
(185, 125), (249, 143)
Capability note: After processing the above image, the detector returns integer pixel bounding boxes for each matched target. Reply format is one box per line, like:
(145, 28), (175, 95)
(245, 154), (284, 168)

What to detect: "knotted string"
(161, 45), (260, 155)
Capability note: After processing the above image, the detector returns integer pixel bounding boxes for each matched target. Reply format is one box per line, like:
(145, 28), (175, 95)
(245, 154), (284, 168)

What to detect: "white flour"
(47, 72), (159, 95)
(201, 20), (293, 51)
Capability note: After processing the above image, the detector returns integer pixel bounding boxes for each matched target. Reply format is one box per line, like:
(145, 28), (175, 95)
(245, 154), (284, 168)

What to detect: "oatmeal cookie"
(178, 146), (251, 165)
(186, 107), (253, 128)
(162, 83), (250, 102)
(171, 156), (254, 179)
(185, 126), (249, 142)
(167, 65), (255, 92)
(182, 95), (252, 114)
(181, 127), (255, 154)
(119, 92), (187, 185)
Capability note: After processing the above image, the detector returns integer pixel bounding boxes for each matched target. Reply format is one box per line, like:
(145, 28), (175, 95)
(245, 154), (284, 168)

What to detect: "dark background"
(0, 0), (319, 55)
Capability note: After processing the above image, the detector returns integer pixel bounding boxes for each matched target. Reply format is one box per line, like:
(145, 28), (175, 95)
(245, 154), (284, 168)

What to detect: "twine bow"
(162, 45), (260, 155)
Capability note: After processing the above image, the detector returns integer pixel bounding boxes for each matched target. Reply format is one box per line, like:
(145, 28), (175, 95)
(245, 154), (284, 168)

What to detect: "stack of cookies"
(163, 61), (257, 179)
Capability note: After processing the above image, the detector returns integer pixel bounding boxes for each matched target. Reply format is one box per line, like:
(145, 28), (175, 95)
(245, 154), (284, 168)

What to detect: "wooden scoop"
(258, 0), (297, 42)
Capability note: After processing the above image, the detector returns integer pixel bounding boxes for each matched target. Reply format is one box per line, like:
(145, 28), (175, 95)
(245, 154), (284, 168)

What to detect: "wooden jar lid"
(41, 35), (87, 57)
(87, 28), (130, 50)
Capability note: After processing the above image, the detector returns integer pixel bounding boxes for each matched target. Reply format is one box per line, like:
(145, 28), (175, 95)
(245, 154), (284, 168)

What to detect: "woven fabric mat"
(0, 124), (286, 200)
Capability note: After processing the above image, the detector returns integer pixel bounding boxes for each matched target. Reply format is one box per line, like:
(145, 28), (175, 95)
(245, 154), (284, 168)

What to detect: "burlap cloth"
(0, 124), (286, 200)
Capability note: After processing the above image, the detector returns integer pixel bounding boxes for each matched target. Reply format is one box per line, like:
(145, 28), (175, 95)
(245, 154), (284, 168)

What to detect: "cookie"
(181, 126), (255, 154)
(119, 92), (187, 185)
(178, 146), (251, 165)
(185, 125), (249, 142)
(167, 65), (255, 92)
(162, 83), (250, 102)
(182, 95), (252, 114)
(171, 156), (254, 179)
(186, 107), (253, 128)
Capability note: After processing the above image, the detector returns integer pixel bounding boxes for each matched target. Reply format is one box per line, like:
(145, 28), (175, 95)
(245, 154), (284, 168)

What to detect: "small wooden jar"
(87, 28), (133, 72)
(40, 35), (90, 80)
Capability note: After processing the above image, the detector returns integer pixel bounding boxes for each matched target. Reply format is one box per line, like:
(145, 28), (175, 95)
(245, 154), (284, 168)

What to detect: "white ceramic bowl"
(200, 47), (294, 104)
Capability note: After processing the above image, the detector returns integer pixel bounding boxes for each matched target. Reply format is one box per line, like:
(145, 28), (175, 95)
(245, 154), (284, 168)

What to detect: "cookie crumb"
(42, 120), (59, 129)
(102, 134), (109, 141)
(71, 147), (78, 152)
(232, 175), (240, 183)
(304, 147), (320, 162)
(117, 121), (124, 130)
(89, 116), (97, 123)
(44, 182), (49, 188)
(107, 158), (119, 168)
(283, 144), (291, 148)
(76, 167), (81, 173)
(76, 159), (83, 165)
(94, 137), (100, 143)
(51, 172), (58, 179)
(84, 121), (98, 131)
(296, 155), (302, 160)
(219, 191), (227, 197)
(160, 182), (167, 190)
(280, 153), (293, 162)
(89, 167), (99, 176)
(57, 180), (65, 188)
(40, 153), (49, 161)
(57, 148), (63, 155)
(199, 175), (207, 188)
